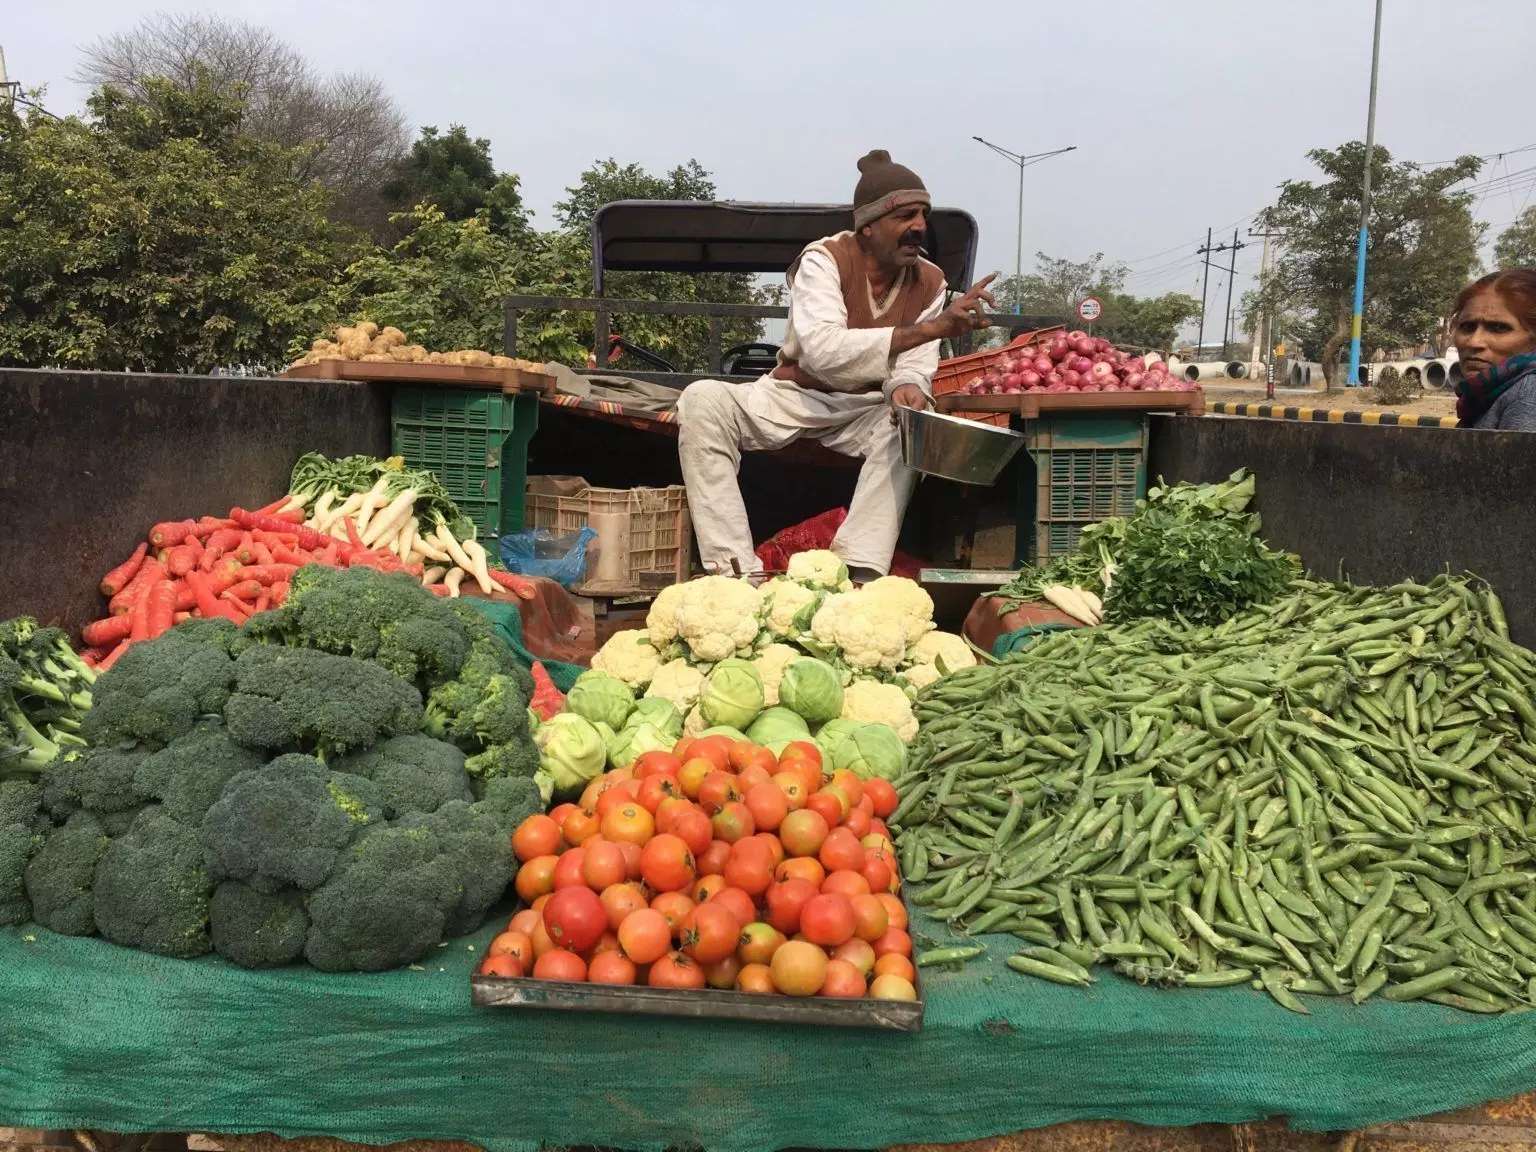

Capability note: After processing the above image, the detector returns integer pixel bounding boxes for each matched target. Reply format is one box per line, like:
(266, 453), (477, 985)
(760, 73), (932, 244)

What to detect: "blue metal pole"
(1345, 0), (1384, 389)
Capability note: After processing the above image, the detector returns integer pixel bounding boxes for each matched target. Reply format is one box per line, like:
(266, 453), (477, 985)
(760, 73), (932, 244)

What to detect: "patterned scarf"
(1456, 350), (1536, 427)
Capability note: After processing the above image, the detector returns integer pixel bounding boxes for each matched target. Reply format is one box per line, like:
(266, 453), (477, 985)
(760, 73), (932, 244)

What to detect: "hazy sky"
(9, 0), (1536, 322)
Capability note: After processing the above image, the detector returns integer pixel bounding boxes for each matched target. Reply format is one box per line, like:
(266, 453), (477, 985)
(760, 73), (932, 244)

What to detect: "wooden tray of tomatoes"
(471, 735), (925, 1032)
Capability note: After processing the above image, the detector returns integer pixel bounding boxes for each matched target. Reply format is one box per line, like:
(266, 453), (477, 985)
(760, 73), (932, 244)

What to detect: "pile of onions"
(959, 331), (1197, 396)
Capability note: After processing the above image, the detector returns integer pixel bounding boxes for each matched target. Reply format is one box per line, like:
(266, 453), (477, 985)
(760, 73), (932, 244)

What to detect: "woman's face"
(1455, 289), (1536, 377)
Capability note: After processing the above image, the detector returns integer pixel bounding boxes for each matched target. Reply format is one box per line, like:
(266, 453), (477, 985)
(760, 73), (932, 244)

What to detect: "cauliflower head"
(761, 579), (818, 640)
(645, 660), (707, 714)
(840, 680), (919, 743)
(809, 592), (907, 672)
(907, 631), (976, 673)
(899, 663), (944, 693)
(590, 630), (660, 690)
(752, 643), (802, 707)
(646, 583), (687, 650)
(682, 705), (707, 739)
(674, 577), (763, 662)
(786, 550), (852, 592)
(862, 577), (936, 647)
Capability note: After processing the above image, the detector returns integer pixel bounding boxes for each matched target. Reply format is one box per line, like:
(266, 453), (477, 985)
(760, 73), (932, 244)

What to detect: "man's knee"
(676, 378), (733, 429)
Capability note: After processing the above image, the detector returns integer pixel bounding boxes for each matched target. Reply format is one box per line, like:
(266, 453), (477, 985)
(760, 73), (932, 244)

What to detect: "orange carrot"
(253, 590), (271, 614)
(235, 532), (256, 564)
(149, 520), (197, 548)
(342, 517), (365, 550)
(82, 615), (133, 648)
(146, 580), (176, 639)
(487, 568), (538, 601)
(100, 543), (148, 597)
(224, 579), (263, 602)
(199, 544), (225, 573)
(129, 587), (152, 642)
(207, 528), (244, 553)
(173, 582), (196, 612)
(205, 560), (246, 594)
(426, 583), (451, 596)
(255, 497), (291, 516)
(166, 544), (199, 577)
(270, 581), (291, 606)
(271, 545), (306, 566)
(185, 571), (224, 619)
(220, 594), (253, 620)
(110, 559), (166, 616)
(252, 541), (274, 566)
(97, 640), (132, 672)
(273, 507), (305, 524)
(230, 508), (326, 550)
(252, 529), (299, 548)
(239, 564), (299, 586)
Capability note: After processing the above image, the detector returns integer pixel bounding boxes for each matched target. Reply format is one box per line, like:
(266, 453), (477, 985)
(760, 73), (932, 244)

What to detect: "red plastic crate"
(931, 325), (1067, 428)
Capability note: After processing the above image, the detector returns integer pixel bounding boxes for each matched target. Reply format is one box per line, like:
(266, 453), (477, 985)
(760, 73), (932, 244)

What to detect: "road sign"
(1077, 296), (1102, 322)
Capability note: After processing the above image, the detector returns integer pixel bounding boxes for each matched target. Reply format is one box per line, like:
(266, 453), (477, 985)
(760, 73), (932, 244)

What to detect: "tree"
(380, 125), (529, 238)
(1494, 207), (1536, 270)
(1253, 142), (1484, 384)
(0, 78), (349, 373)
(550, 158), (780, 371)
(74, 13), (409, 238)
(1095, 292), (1201, 352)
(992, 252), (1126, 320)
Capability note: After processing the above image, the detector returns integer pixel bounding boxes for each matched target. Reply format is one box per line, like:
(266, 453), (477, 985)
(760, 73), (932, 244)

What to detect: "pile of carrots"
(82, 497), (530, 672)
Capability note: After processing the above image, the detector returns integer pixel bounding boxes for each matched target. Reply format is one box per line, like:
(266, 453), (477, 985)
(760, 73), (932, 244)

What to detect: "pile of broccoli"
(0, 568), (544, 971)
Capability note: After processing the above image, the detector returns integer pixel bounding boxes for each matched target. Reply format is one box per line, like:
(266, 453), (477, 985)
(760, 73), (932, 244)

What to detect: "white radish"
(1042, 584), (1099, 627)
(280, 491), (309, 515)
(362, 490), (418, 548)
(462, 539), (495, 595)
(316, 491), (363, 533)
(443, 567), (465, 598)
(422, 566), (447, 586)
(432, 525), (477, 574)
(1078, 588), (1104, 618)
(396, 520), (418, 561)
(413, 536), (452, 563)
(354, 476), (391, 534)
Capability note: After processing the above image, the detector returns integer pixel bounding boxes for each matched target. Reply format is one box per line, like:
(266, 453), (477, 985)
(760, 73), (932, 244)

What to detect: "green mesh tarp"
(993, 623), (1074, 660)
(462, 598), (583, 692)
(5, 913), (1536, 1152)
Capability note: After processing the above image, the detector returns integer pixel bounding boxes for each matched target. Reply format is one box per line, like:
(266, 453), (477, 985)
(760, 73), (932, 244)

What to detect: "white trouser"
(676, 376), (917, 578)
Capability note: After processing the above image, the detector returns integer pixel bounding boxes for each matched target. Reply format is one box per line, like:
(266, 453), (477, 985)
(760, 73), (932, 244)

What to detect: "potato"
(387, 345), (417, 362)
(457, 349), (494, 368)
(406, 345), (429, 362)
(340, 337), (372, 360)
(377, 326), (407, 348)
(426, 351), (447, 364)
(333, 326), (357, 344)
(356, 321), (379, 338)
(360, 353), (391, 362)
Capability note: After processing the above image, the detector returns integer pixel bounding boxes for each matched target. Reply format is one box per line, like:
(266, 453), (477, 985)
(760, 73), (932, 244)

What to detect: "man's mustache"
(899, 232), (926, 251)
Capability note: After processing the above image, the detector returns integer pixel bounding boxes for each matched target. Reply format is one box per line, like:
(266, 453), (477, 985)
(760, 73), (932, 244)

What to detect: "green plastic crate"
(1015, 415), (1148, 567)
(390, 388), (539, 540)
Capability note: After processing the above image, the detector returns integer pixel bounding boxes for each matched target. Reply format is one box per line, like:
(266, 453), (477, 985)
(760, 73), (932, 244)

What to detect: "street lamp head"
(972, 135), (985, 142)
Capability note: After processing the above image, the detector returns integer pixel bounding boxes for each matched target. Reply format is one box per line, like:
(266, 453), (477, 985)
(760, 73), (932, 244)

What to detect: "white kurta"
(676, 241), (947, 578)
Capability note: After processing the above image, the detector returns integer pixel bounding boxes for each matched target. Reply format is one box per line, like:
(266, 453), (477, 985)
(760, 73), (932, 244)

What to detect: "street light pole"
(972, 137), (1077, 314)
(1345, 0), (1385, 389)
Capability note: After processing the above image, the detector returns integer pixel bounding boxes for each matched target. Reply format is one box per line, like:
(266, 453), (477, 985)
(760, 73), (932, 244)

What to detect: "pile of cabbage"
(539, 554), (978, 800)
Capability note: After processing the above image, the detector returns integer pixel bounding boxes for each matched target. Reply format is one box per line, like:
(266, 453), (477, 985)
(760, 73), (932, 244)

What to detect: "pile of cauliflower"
(587, 552), (978, 746)
(290, 322), (544, 372)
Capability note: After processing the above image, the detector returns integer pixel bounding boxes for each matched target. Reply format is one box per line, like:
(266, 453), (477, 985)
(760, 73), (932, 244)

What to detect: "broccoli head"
(0, 779), (44, 835)
(98, 804), (151, 836)
(92, 806), (212, 958)
(472, 774), (544, 836)
(304, 822), (459, 972)
(208, 881), (310, 968)
(40, 746), (152, 819)
(202, 754), (384, 894)
(80, 632), (236, 748)
(168, 615), (257, 659)
(223, 646), (424, 756)
(399, 799), (513, 938)
(25, 810), (112, 936)
(0, 820), (38, 925)
(134, 722), (269, 825)
(423, 641), (533, 781)
(332, 734), (474, 819)
(464, 737), (540, 782)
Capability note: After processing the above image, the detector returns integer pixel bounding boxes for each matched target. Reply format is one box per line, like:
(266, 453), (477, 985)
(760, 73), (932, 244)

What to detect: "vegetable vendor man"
(677, 150), (996, 583)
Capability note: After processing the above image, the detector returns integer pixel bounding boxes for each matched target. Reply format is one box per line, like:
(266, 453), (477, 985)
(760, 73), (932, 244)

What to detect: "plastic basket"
(1017, 415), (1148, 567)
(526, 477), (691, 593)
(390, 388), (538, 540)
(931, 325), (1067, 429)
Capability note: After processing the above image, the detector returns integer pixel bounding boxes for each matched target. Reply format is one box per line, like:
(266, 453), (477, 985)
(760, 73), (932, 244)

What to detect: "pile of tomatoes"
(480, 734), (918, 1002)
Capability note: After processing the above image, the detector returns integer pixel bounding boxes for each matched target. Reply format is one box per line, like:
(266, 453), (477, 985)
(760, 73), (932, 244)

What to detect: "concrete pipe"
(1398, 359), (1429, 387)
(1225, 362), (1249, 379)
(1184, 361), (1231, 382)
(1423, 359), (1449, 390)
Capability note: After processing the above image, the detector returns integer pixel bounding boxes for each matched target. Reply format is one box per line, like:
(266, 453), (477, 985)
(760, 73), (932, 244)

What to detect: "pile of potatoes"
(290, 322), (542, 372)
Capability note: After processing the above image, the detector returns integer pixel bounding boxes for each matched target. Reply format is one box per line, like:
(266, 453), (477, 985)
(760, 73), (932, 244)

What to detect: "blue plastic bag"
(499, 526), (597, 587)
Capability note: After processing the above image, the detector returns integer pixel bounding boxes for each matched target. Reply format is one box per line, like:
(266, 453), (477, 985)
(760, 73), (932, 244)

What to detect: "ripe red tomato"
(562, 807), (600, 846)
(512, 814), (561, 862)
(723, 839), (774, 896)
(640, 834), (696, 892)
(779, 809), (830, 857)
(654, 795), (695, 834)
(773, 772), (810, 811)
(681, 902), (741, 965)
(775, 856), (825, 888)
(509, 908), (541, 936)
(779, 740), (824, 774)
(691, 736), (734, 771)
(744, 782), (790, 832)
(601, 801), (656, 846)
(479, 953), (523, 978)
(542, 886), (607, 953)
(735, 764), (774, 794)
(860, 852), (893, 894)
(616, 839), (644, 882)
(805, 791), (844, 829)
(818, 827), (865, 873)
(737, 921), (787, 966)
(800, 893), (857, 948)
(709, 885), (758, 931)
(821, 869), (872, 900)
(698, 771), (744, 815)
(828, 769), (864, 809)
(672, 807), (715, 857)
(819, 957), (868, 999)
(764, 877), (818, 936)
(600, 882), (648, 931)
(617, 908), (671, 965)
(711, 800), (756, 844)
(532, 948), (588, 982)
(551, 847), (587, 890)
(692, 873), (729, 904)
(635, 773), (682, 814)
(588, 951), (638, 985)
(737, 962), (776, 994)
(850, 893), (890, 942)
(842, 807), (873, 839)
(833, 937), (877, 977)
(872, 926), (913, 958)
(650, 891), (696, 936)
(633, 750), (683, 779)
(580, 839), (629, 891)
(648, 950), (707, 989)
(876, 892), (908, 931)
(729, 742), (777, 774)
(514, 855), (558, 903)
(490, 930), (534, 970)
(696, 838), (732, 877)
(702, 955), (742, 990)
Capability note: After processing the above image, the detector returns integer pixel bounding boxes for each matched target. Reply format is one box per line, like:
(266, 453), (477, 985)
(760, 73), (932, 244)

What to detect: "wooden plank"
(282, 361), (554, 395)
(938, 390), (1205, 419)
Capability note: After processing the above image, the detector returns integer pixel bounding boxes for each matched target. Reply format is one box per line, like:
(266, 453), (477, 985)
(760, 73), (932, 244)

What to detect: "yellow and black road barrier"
(1205, 402), (1458, 429)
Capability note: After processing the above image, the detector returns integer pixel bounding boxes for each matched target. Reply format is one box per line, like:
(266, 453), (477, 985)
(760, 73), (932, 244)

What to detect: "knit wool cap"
(852, 149), (930, 229)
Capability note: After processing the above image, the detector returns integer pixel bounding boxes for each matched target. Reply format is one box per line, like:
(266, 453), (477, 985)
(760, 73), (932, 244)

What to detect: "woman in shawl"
(1452, 269), (1536, 430)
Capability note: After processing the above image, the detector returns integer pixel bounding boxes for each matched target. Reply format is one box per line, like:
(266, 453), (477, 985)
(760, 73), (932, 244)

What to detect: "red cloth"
(755, 509), (924, 580)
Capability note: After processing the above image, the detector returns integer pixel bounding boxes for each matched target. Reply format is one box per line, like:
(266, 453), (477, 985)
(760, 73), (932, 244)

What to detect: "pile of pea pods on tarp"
(897, 574), (1536, 1014)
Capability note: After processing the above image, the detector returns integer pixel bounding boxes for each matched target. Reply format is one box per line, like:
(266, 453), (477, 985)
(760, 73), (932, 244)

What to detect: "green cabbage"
(608, 722), (675, 771)
(535, 713), (607, 797)
(566, 672), (636, 730)
(699, 659), (765, 731)
(813, 718), (862, 758)
(746, 706), (811, 753)
(829, 723), (907, 780)
(778, 658), (844, 724)
(624, 697), (683, 740)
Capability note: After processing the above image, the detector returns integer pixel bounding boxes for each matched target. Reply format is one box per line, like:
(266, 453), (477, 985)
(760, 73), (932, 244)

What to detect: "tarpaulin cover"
(4, 911), (1536, 1152)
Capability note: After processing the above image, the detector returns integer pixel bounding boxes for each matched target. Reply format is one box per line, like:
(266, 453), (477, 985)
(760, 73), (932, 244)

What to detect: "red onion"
(1049, 335), (1071, 360)
(1101, 382), (1121, 392)
(1124, 372), (1145, 390)
(1061, 369), (1081, 387)
(1020, 369), (1041, 387)
(1030, 355), (1052, 375)
(1091, 337), (1110, 354)
(1067, 329), (1087, 342)
(1047, 371), (1065, 388)
(1079, 383), (1100, 393)
(1068, 356), (1092, 375)
(1089, 362), (1115, 383)
(1045, 382), (1069, 393)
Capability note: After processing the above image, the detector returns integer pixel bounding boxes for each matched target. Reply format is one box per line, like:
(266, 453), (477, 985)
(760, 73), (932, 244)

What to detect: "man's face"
(862, 205), (930, 268)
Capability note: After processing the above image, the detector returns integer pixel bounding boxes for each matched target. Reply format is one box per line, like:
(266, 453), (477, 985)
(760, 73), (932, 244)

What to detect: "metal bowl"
(898, 405), (1025, 485)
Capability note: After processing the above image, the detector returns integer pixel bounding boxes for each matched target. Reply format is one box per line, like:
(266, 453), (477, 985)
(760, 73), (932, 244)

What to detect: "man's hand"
(929, 273), (998, 340)
(889, 383), (930, 423)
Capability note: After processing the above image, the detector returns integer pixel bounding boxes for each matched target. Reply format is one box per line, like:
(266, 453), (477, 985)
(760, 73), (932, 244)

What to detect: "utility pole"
(1219, 228), (1246, 360)
(1196, 228), (1214, 355)
(1345, 0), (1385, 389)
(972, 138), (1077, 313)
(1249, 210), (1281, 398)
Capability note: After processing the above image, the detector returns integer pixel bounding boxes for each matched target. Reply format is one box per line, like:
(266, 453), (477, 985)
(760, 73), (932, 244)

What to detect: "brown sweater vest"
(772, 232), (946, 394)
